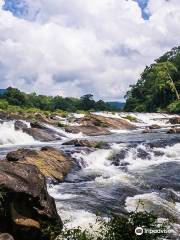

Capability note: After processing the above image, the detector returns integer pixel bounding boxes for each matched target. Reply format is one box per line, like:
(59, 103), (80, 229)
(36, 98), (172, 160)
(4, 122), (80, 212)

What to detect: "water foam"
(72, 148), (134, 185)
(111, 143), (180, 172)
(125, 192), (180, 221)
(0, 121), (37, 146)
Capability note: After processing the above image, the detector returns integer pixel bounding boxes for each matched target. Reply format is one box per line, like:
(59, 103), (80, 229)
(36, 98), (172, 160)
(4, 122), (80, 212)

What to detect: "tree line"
(0, 87), (115, 112)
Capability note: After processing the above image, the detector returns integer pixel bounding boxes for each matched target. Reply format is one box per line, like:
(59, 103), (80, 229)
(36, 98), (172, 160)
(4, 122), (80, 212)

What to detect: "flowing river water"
(0, 113), (180, 236)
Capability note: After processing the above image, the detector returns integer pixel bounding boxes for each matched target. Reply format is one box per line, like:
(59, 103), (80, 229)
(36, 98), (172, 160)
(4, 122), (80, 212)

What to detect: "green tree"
(124, 46), (180, 112)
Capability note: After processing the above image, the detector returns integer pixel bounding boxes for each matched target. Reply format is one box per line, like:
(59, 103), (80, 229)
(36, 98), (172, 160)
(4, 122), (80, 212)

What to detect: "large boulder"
(169, 117), (180, 125)
(23, 128), (61, 141)
(65, 125), (111, 136)
(6, 147), (72, 182)
(63, 139), (109, 149)
(75, 114), (136, 130)
(0, 161), (62, 240)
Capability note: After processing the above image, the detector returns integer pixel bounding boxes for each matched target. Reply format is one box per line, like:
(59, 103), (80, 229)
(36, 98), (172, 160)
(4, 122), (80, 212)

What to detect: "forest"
(0, 88), (115, 112)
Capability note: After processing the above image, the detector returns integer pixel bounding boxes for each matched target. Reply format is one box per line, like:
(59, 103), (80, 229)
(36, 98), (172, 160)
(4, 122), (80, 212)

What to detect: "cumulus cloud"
(0, 0), (180, 100)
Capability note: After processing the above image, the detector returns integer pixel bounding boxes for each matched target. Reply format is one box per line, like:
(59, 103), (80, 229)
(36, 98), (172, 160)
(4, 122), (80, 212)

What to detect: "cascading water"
(49, 133), (180, 234)
(0, 121), (37, 146)
(44, 123), (84, 139)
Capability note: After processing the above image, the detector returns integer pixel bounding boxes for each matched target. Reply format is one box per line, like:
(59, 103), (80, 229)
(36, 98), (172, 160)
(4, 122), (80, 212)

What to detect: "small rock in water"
(14, 120), (28, 130)
(169, 117), (180, 125)
(63, 139), (109, 149)
(142, 128), (151, 133)
(167, 127), (180, 134)
(149, 124), (161, 129)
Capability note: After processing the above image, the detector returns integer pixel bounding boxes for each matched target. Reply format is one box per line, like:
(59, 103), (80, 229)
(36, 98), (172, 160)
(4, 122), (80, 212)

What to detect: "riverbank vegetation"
(57, 209), (168, 240)
(0, 88), (116, 113)
(124, 47), (180, 113)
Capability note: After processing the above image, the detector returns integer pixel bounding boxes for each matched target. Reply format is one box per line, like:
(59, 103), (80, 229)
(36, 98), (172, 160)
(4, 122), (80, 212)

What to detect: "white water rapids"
(0, 121), (36, 146)
(0, 113), (180, 237)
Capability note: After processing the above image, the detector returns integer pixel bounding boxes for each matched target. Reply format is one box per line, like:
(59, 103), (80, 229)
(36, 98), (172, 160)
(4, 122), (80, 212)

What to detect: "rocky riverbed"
(0, 111), (180, 239)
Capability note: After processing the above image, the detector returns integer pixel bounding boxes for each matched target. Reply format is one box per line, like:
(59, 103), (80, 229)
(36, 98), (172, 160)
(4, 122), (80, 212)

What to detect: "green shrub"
(95, 141), (106, 149)
(167, 100), (180, 113)
(57, 208), (168, 240)
(0, 99), (9, 110)
(57, 122), (68, 128)
(122, 115), (138, 122)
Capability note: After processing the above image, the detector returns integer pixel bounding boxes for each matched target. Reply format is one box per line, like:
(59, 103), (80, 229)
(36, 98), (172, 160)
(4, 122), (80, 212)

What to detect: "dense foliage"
(57, 210), (168, 240)
(0, 88), (115, 112)
(124, 47), (180, 113)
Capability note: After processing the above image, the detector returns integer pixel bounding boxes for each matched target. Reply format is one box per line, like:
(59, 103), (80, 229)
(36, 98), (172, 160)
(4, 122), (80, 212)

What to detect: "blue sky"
(3, 0), (28, 17)
(0, 0), (180, 100)
(3, 0), (150, 20)
(135, 0), (150, 19)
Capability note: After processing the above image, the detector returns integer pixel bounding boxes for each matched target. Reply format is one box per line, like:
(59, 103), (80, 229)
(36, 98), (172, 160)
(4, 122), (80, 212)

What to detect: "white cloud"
(0, 0), (180, 100)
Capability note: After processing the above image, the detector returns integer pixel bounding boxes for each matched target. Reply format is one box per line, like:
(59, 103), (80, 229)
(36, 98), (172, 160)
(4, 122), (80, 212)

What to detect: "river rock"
(167, 128), (180, 134)
(14, 120), (28, 130)
(0, 234), (14, 240)
(169, 117), (180, 124)
(142, 128), (151, 133)
(30, 121), (47, 129)
(65, 125), (111, 136)
(0, 161), (62, 240)
(76, 114), (136, 130)
(23, 127), (61, 141)
(63, 139), (109, 149)
(149, 124), (161, 129)
(6, 147), (72, 182)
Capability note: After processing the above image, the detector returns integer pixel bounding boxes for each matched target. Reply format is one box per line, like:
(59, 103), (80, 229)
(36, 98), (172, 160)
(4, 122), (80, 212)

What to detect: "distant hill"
(107, 101), (125, 110)
(0, 89), (6, 95)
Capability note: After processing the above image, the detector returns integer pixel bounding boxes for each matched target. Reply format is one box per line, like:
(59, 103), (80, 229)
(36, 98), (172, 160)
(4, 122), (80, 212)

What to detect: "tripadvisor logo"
(135, 226), (170, 236)
(135, 227), (144, 236)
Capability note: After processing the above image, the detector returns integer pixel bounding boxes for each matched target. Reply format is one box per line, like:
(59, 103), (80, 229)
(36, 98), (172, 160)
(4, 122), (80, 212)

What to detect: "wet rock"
(23, 127), (61, 141)
(0, 234), (14, 240)
(34, 113), (51, 123)
(111, 149), (128, 166)
(162, 189), (180, 203)
(14, 120), (28, 130)
(169, 117), (180, 125)
(0, 161), (62, 240)
(136, 147), (151, 159)
(65, 125), (111, 136)
(6, 147), (72, 182)
(149, 124), (161, 129)
(30, 121), (47, 129)
(62, 139), (109, 149)
(142, 128), (151, 133)
(76, 114), (136, 130)
(167, 128), (180, 134)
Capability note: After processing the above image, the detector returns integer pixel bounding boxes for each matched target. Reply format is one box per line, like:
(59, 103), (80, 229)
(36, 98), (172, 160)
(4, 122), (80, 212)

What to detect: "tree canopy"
(124, 46), (180, 113)
(0, 87), (116, 112)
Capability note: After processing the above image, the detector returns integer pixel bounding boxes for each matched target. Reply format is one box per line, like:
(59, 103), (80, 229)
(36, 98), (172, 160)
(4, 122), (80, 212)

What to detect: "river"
(0, 112), (180, 235)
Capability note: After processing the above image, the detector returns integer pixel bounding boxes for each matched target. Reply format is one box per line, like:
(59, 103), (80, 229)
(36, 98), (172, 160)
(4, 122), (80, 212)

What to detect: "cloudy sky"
(0, 0), (180, 101)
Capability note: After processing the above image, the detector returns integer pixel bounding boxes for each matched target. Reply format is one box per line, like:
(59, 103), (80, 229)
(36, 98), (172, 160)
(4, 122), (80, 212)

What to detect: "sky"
(0, 0), (180, 101)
